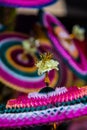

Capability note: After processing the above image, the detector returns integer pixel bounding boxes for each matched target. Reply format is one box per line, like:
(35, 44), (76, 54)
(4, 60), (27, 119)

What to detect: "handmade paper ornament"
(0, 32), (71, 93)
(0, 52), (87, 128)
(39, 10), (87, 80)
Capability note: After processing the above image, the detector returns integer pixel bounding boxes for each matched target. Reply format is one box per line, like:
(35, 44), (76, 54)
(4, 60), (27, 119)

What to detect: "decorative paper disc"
(0, 32), (71, 93)
(0, 0), (58, 8)
(39, 10), (87, 80)
(0, 86), (87, 128)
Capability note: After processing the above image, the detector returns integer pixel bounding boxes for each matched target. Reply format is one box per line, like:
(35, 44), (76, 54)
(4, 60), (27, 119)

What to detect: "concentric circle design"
(0, 86), (87, 128)
(40, 10), (87, 80)
(0, 32), (70, 93)
(0, 0), (58, 8)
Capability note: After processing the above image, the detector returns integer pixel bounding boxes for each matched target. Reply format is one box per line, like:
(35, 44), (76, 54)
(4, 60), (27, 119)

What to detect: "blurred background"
(0, 0), (87, 129)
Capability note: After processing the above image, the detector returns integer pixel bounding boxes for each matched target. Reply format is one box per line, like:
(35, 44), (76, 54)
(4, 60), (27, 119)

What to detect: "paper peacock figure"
(0, 52), (87, 128)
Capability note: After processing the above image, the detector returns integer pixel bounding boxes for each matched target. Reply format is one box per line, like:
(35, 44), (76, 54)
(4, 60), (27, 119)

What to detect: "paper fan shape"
(0, 32), (72, 93)
(39, 10), (87, 80)
(0, 0), (58, 8)
(0, 86), (87, 128)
